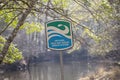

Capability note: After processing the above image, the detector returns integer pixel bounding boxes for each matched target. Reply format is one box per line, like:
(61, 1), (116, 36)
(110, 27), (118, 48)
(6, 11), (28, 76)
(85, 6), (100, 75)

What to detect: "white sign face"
(46, 20), (73, 50)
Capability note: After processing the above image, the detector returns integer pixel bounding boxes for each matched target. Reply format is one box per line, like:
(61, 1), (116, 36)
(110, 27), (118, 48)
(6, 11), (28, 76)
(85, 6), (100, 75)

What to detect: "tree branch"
(20, 0), (31, 8)
(0, 1), (9, 10)
(0, 13), (21, 35)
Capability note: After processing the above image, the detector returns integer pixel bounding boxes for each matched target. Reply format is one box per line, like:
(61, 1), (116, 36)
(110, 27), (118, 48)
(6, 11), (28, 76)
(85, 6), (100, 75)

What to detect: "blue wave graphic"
(48, 30), (54, 32)
(48, 32), (72, 49)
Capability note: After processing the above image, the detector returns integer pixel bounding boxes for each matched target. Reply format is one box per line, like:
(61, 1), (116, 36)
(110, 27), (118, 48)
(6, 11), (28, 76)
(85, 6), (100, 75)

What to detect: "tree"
(70, 0), (120, 56)
(0, 0), (37, 64)
(0, 0), (119, 64)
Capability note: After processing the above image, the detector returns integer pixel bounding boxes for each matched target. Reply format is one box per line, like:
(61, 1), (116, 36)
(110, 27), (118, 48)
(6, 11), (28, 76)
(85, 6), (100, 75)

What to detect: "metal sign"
(46, 20), (73, 50)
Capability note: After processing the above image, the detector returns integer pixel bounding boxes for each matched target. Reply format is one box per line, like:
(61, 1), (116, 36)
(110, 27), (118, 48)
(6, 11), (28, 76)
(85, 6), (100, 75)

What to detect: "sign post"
(46, 20), (73, 80)
(60, 51), (64, 80)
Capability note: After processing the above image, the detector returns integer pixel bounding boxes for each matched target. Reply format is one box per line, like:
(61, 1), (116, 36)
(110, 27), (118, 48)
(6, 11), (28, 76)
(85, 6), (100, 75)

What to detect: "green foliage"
(0, 10), (18, 28)
(0, 36), (6, 43)
(0, 36), (23, 64)
(50, 0), (70, 9)
(42, 0), (70, 8)
(21, 22), (44, 34)
(92, 0), (113, 20)
(42, 0), (49, 3)
(0, 0), (118, 56)
(0, 10), (44, 34)
(71, 0), (117, 55)
(83, 27), (101, 43)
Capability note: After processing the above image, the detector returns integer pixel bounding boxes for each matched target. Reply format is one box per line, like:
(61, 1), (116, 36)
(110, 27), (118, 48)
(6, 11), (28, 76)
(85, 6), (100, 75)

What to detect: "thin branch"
(0, 1), (9, 10)
(2, 7), (29, 10)
(39, 2), (94, 32)
(74, 0), (101, 25)
(45, 0), (51, 21)
(0, 13), (22, 35)
(20, 0), (31, 8)
(50, 7), (93, 29)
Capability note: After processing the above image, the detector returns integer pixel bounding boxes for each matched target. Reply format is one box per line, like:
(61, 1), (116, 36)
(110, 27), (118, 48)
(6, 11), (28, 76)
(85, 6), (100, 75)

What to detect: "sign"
(46, 20), (73, 50)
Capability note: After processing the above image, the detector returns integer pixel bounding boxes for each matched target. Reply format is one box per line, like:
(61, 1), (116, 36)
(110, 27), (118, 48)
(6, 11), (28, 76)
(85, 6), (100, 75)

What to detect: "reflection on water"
(0, 62), (99, 80)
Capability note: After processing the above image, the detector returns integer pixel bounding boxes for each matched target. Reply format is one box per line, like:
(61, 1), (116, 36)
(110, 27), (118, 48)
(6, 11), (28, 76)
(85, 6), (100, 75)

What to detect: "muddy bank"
(79, 66), (120, 80)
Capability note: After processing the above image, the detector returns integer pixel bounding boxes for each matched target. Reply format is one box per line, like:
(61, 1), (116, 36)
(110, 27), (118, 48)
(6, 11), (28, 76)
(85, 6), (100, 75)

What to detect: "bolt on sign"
(46, 20), (73, 50)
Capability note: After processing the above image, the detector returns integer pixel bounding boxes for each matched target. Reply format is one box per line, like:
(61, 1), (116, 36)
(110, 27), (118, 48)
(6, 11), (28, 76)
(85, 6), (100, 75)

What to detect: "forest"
(0, 0), (120, 80)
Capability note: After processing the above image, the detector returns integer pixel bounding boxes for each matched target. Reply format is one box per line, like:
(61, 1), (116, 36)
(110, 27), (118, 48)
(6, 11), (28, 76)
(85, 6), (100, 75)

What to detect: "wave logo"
(46, 20), (73, 50)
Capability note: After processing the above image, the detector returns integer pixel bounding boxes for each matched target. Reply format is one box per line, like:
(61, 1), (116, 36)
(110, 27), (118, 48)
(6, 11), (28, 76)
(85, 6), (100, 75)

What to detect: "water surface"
(0, 62), (100, 80)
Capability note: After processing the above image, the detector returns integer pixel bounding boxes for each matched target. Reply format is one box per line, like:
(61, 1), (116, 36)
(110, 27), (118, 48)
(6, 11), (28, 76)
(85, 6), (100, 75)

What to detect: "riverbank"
(79, 65), (120, 80)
